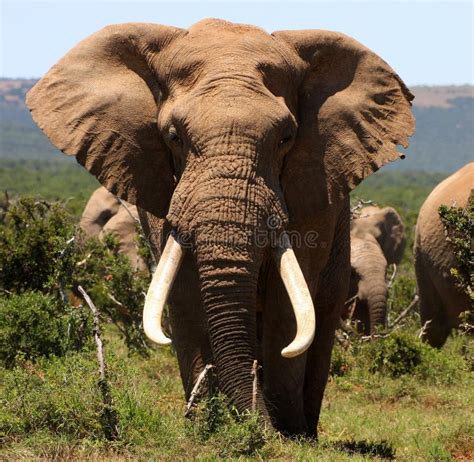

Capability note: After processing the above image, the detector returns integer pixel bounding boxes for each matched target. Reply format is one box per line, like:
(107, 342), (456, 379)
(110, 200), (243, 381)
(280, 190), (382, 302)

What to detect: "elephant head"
(27, 20), (414, 415)
(351, 206), (406, 265)
(80, 186), (146, 271)
(348, 206), (406, 333)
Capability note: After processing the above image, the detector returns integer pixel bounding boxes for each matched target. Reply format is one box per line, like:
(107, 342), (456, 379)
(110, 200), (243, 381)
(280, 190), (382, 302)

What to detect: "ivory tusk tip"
(280, 337), (314, 358)
(147, 333), (172, 346)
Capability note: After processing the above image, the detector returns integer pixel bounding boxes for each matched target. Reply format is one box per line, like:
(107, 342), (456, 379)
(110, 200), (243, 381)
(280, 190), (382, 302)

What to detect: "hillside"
(1, 79), (472, 172)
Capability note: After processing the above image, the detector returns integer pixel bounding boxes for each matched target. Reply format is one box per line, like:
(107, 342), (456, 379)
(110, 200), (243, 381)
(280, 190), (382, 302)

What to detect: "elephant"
(26, 19), (414, 437)
(345, 206), (406, 334)
(79, 186), (147, 271)
(414, 163), (473, 348)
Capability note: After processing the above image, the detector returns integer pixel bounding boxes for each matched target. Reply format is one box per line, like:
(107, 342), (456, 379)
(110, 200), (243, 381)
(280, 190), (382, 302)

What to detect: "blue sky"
(1, 0), (472, 85)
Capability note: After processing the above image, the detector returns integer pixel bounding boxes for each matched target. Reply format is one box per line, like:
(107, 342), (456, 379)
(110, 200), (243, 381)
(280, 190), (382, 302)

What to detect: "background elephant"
(26, 19), (414, 437)
(80, 186), (146, 271)
(414, 163), (473, 348)
(346, 206), (406, 334)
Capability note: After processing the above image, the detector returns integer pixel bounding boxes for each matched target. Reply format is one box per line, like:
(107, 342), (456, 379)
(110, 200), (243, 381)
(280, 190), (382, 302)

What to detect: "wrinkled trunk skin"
(366, 280), (388, 334)
(351, 237), (388, 335)
(168, 138), (284, 418)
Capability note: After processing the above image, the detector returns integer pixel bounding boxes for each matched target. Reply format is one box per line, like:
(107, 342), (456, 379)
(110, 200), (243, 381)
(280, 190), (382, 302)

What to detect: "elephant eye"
(279, 135), (293, 147)
(168, 125), (181, 144)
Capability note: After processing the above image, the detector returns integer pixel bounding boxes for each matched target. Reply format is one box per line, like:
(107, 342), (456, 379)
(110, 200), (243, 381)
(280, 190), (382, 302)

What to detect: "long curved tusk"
(143, 233), (184, 345)
(273, 232), (316, 358)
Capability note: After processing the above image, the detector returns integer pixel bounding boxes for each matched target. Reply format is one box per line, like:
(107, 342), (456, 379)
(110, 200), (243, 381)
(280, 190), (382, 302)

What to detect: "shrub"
(0, 197), (152, 355)
(330, 343), (354, 377)
(438, 193), (474, 300)
(0, 198), (75, 293)
(359, 332), (465, 384)
(0, 292), (91, 368)
(367, 332), (423, 378)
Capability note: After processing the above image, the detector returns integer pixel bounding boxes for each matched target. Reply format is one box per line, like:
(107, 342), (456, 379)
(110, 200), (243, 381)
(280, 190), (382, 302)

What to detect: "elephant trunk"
(189, 174), (272, 414)
(366, 279), (389, 333)
(197, 242), (266, 413)
(351, 236), (389, 335)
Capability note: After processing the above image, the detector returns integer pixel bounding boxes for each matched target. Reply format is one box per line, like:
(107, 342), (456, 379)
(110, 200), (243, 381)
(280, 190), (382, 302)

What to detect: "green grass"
(1, 327), (472, 461)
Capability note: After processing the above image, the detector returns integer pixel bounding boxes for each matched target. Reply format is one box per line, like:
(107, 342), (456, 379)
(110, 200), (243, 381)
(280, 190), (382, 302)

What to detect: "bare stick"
(185, 364), (214, 417)
(57, 236), (76, 305)
(418, 319), (432, 339)
(344, 294), (358, 307)
(78, 285), (118, 440)
(361, 324), (403, 341)
(251, 360), (258, 412)
(388, 295), (419, 329)
(386, 263), (397, 289)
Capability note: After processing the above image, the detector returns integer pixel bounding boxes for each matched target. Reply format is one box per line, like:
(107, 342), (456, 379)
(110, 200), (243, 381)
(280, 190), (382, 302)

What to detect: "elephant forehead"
(157, 21), (299, 82)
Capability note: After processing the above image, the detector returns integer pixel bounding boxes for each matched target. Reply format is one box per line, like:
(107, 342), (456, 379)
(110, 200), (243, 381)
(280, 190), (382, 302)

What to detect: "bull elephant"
(79, 186), (146, 271)
(26, 19), (414, 437)
(346, 206), (406, 334)
(414, 163), (473, 348)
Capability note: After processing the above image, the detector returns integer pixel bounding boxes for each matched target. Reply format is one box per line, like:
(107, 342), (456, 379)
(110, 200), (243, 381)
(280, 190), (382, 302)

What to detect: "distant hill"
(0, 79), (472, 172)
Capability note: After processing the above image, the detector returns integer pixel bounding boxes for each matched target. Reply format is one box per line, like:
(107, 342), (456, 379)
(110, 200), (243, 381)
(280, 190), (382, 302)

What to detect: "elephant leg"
(262, 261), (308, 436)
(304, 217), (351, 438)
(417, 268), (450, 348)
(169, 252), (214, 400)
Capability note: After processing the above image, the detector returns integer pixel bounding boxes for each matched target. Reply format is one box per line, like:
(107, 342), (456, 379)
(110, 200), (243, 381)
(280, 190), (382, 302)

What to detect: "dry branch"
(388, 294), (419, 329)
(251, 360), (259, 412)
(78, 285), (119, 440)
(418, 319), (433, 339)
(386, 264), (398, 289)
(185, 364), (214, 417)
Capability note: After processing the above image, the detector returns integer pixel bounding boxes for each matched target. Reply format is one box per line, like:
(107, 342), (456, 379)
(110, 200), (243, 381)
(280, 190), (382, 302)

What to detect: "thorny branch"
(78, 285), (119, 440)
(388, 294), (419, 330)
(185, 364), (214, 417)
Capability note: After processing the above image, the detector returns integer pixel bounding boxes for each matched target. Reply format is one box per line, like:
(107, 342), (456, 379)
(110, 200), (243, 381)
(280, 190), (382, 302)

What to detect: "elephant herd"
(27, 19), (471, 437)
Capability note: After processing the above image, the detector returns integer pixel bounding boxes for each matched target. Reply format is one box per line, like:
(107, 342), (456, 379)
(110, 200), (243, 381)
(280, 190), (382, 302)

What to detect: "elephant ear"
(380, 207), (406, 265)
(26, 23), (186, 218)
(273, 30), (415, 220)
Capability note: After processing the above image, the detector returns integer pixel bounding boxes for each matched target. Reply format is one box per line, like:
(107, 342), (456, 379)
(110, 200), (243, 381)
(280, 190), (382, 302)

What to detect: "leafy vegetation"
(0, 292), (91, 368)
(0, 197), (151, 357)
(0, 166), (473, 460)
(439, 193), (474, 300)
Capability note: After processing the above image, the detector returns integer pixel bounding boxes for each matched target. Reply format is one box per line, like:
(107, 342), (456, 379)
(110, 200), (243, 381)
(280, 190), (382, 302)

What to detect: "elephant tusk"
(273, 232), (316, 358)
(143, 233), (184, 345)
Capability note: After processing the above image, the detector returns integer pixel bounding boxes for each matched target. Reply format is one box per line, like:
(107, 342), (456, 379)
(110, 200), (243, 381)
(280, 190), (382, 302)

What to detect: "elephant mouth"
(142, 231), (316, 358)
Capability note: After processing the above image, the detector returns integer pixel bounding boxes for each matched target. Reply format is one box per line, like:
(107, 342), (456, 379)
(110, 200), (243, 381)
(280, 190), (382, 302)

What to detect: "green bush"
(438, 193), (474, 300)
(330, 343), (354, 377)
(0, 197), (151, 355)
(0, 292), (91, 368)
(0, 198), (75, 293)
(357, 332), (465, 383)
(369, 333), (422, 377)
